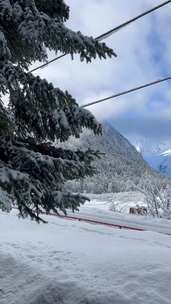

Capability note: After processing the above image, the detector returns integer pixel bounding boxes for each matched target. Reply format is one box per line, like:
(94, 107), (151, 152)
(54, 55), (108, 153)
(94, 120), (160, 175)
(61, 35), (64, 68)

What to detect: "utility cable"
(30, 0), (171, 73)
(82, 76), (171, 108)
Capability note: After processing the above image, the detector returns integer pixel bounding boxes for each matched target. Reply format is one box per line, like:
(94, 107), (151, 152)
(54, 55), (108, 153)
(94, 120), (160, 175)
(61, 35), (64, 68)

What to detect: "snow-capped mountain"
(130, 136), (171, 155)
(144, 149), (171, 178)
(130, 137), (171, 178)
(127, 136), (171, 178)
(63, 123), (167, 193)
(161, 149), (171, 157)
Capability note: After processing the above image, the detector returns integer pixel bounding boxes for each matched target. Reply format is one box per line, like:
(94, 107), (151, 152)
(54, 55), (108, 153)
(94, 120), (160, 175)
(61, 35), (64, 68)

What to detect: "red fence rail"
(12, 207), (145, 231)
(47, 212), (145, 232)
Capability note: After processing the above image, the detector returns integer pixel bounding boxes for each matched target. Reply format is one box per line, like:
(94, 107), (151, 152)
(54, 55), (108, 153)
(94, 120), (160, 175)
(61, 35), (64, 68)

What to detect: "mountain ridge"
(63, 122), (168, 193)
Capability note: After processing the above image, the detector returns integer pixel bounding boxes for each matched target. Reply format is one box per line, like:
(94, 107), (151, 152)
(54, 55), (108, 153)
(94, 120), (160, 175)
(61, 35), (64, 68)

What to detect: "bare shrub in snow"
(138, 177), (171, 218)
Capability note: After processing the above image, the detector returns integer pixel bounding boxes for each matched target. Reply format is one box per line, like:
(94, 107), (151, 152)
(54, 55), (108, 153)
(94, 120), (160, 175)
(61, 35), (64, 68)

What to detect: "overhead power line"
(30, 0), (171, 73)
(81, 76), (171, 108)
(96, 0), (171, 41)
(30, 54), (66, 73)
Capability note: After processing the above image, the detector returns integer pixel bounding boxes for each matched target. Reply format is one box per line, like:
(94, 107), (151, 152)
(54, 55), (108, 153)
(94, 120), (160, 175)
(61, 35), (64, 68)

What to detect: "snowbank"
(1, 210), (171, 304)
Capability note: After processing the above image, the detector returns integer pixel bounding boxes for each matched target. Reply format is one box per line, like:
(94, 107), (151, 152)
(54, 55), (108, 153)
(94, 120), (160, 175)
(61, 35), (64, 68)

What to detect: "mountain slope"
(64, 123), (166, 193)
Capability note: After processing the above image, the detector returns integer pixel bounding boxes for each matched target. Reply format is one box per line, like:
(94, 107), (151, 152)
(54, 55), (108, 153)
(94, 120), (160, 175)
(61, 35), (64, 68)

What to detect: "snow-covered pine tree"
(0, 0), (115, 222)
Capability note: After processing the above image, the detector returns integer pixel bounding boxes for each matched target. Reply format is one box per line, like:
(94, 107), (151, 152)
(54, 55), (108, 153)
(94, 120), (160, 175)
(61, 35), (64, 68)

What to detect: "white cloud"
(33, 0), (171, 141)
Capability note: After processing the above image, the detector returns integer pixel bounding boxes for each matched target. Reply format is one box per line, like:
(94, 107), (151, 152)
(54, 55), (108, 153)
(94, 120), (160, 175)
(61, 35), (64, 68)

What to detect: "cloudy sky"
(34, 0), (171, 146)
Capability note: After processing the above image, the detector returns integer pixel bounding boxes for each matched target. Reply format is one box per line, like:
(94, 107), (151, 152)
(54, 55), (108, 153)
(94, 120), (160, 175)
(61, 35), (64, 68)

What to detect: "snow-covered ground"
(76, 193), (171, 235)
(86, 192), (146, 212)
(1, 197), (171, 304)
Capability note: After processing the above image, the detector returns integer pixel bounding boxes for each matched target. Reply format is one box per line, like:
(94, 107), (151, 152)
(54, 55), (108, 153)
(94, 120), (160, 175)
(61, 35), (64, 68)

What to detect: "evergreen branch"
(0, 0), (113, 221)
(0, 62), (102, 141)
(35, 0), (69, 21)
(0, 1), (115, 67)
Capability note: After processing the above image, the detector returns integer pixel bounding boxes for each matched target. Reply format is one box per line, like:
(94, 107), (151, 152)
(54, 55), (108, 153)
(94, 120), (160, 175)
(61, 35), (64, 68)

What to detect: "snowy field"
(86, 192), (146, 213)
(77, 193), (171, 235)
(1, 195), (171, 304)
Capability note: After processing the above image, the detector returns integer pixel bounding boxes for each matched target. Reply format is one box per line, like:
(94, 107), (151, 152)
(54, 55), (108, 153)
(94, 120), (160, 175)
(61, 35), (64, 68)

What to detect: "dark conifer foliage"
(0, 0), (114, 221)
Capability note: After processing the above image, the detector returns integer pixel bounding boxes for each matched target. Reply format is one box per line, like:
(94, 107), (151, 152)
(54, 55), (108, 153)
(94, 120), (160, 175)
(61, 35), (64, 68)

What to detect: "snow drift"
(1, 207), (171, 304)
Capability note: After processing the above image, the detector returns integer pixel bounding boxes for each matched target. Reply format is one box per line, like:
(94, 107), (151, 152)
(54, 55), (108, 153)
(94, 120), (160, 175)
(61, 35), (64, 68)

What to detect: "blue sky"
(33, 0), (171, 146)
